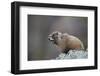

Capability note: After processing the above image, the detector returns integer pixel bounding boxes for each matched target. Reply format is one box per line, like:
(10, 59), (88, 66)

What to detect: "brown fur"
(48, 32), (84, 53)
(57, 34), (84, 51)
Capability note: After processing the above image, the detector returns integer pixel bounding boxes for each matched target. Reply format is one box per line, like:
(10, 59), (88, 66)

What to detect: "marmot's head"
(48, 31), (62, 45)
(48, 31), (69, 49)
(48, 31), (84, 53)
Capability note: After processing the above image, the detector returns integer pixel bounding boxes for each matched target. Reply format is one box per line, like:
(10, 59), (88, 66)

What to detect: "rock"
(56, 50), (88, 59)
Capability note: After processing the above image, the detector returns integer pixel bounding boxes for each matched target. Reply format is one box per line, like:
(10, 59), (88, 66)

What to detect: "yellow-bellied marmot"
(48, 31), (84, 53)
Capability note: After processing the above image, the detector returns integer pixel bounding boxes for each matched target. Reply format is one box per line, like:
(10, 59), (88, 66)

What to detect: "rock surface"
(56, 50), (88, 59)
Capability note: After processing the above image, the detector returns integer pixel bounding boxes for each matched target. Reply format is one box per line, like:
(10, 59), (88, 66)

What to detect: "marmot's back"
(65, 35), (84, 50)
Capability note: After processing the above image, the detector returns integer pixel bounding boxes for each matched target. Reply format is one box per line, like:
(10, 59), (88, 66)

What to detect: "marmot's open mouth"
(48, 36), (58, 44)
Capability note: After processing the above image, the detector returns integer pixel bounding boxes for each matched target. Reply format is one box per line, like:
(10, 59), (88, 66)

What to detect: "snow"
(56, 50), (88, 59)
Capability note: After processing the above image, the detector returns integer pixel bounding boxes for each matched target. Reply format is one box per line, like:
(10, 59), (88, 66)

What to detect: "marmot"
(48, 31), (84, 53)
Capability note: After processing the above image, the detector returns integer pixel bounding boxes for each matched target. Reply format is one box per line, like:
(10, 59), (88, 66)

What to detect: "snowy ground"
(56, 50), (88, 59)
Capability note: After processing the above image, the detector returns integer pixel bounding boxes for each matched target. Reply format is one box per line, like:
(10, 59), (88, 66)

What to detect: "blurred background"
(28, 15), (88, 61)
